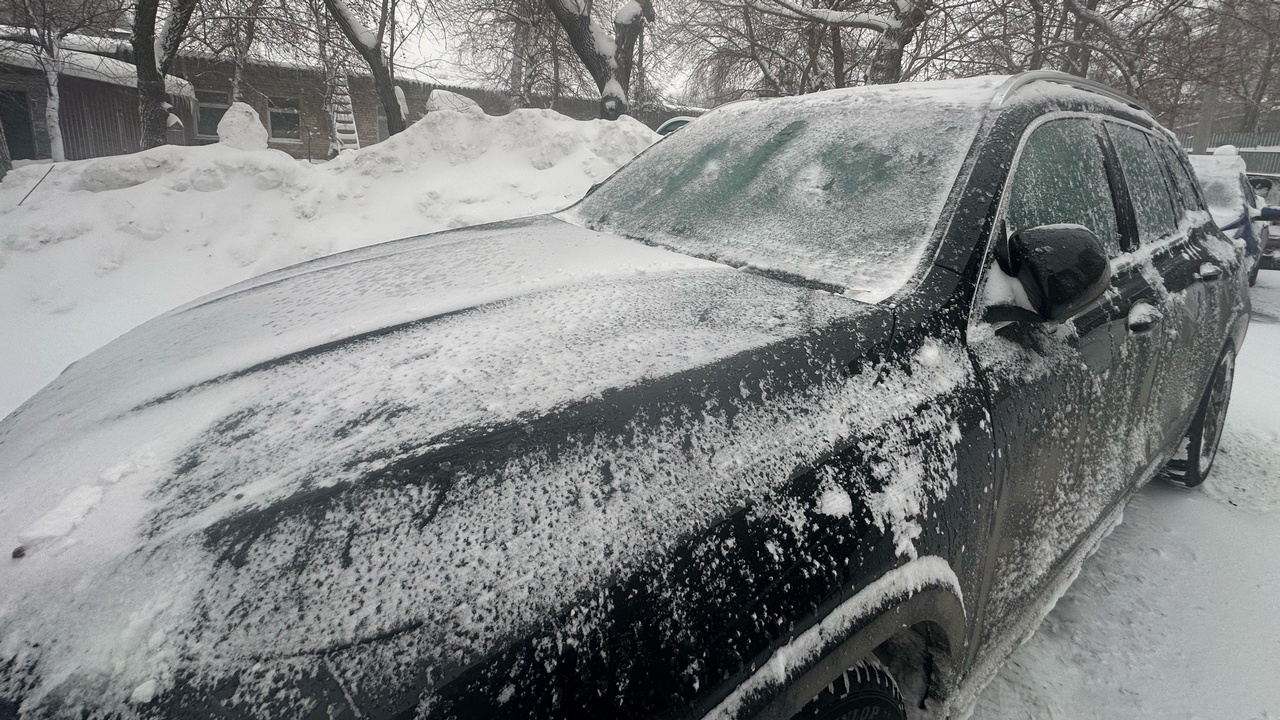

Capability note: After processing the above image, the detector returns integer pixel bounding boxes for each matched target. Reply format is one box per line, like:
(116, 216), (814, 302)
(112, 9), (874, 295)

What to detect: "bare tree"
(441, 0), (591, 106)
(715, 0), (933, 84)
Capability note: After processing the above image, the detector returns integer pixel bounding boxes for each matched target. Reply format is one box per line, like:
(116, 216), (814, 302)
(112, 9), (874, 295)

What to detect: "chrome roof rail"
(990, 70), (1151, 114)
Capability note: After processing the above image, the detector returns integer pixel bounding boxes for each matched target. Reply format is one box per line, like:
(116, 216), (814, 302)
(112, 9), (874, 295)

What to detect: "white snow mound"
(217, 102), (269, 150)
(0, 109), (658, 417)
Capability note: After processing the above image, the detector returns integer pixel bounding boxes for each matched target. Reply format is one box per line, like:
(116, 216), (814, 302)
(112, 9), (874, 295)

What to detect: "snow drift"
(0, 109), (658, 417)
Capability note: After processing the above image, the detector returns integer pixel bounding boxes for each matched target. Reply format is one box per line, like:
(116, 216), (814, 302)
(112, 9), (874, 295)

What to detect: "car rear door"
(1115, 126), (1240, 458)
(1102, 121), (1212, 460)
(965, 115), (1167, 657)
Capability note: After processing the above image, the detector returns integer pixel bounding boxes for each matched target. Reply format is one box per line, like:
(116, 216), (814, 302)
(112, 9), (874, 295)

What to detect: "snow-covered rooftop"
(0, 40), (194, 97)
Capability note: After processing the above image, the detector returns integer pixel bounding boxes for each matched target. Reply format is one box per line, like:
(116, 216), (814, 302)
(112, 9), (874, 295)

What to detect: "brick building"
(0, 43), (189, 161)
(1, 40), (696, 164)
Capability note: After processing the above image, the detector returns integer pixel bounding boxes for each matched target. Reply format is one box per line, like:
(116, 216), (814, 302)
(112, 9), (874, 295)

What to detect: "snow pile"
(426, 89), (482, 114)
(0, 109), (658, 416)
(216, 102), (269, 150)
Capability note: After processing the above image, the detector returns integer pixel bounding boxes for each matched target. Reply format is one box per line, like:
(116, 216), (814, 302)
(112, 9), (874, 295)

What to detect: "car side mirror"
(991, 224), (1112, 323)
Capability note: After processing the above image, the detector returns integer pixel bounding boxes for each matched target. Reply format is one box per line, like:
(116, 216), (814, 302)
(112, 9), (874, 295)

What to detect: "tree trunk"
(1192, 85), (1218, 155)
(1065, 0), (1099, 77)
(545, 0), (652, 119)
(867, 4), (928, 85)
(42, 57), (66, 161)
(1028, 0), (1046, 71)
(831, 24), (845, 88)
(133, 0), (170, 149)
(0, 119), (12, 182)
(509, 21), (530, 105)
(1241, 38), (1275, 133)
(551, 50), (561, 110)
(323, 0), (406, 135)
(230, 0), (264, 101)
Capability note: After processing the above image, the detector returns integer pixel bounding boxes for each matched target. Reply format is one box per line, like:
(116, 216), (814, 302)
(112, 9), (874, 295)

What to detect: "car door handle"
(1197, 263), (1223, 281)
(1127, 302), (1162, 333)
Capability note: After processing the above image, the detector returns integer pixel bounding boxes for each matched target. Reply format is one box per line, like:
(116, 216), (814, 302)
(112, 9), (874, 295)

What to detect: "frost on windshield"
(565, 78), (999, 302)
(1188, 153), (1250, 228)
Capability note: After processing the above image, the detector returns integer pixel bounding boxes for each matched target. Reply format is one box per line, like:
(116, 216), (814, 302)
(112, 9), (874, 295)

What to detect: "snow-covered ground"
(2, 107), (1278, 717)
(975, 270), (1280, 719)
(0, 107), (656, 418)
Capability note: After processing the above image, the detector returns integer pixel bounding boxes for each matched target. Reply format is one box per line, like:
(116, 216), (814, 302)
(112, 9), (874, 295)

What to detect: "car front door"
(965, 115), (1167, 659)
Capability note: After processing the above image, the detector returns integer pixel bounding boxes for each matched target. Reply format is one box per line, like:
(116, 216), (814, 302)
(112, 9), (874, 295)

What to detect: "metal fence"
(1240, 151), (1280, 174)
(1175, 130), (1280, 149)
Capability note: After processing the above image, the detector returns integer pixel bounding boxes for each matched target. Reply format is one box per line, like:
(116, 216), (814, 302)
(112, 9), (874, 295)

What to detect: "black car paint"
(2, 86), (1248, 720)
(311, 96), (1224, 719)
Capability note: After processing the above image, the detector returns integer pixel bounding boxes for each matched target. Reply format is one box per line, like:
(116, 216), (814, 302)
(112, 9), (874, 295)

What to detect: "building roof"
(0, 40), (194, 97)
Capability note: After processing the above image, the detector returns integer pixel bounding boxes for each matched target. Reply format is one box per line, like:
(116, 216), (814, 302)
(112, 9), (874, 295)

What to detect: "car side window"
(1006, 118), (1123, 257)
(1240, 175), (1260, 210)
(1109, 124), (1180, 244)
(1154, 141), (1205, 215)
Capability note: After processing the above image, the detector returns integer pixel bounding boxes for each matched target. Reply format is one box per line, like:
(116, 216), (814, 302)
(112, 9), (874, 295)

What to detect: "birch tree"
(0, 0), (126, 161)
(0, 122), (11, 180)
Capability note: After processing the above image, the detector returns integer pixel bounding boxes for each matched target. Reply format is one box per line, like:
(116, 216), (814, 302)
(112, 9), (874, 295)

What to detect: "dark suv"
(0, 72), (1248, 720)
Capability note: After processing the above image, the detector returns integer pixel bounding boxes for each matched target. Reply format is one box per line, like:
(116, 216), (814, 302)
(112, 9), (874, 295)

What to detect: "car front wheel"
(1161, 348), (1236, 488)
(793, 659), (906, 720)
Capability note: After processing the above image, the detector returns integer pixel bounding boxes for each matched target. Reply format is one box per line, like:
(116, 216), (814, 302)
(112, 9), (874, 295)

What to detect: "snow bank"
(0, 109), (657, 417)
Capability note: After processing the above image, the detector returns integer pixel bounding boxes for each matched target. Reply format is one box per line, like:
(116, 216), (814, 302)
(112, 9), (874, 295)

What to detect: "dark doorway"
(0, 90), (38, 160)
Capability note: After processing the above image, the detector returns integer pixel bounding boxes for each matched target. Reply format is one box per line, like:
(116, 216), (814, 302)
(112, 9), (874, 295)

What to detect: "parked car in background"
(1247, 172), (1280, 268)
(1190, 147), (1269, 284)
(656, 115), (697, 136)
(0, 72), (1249, 720)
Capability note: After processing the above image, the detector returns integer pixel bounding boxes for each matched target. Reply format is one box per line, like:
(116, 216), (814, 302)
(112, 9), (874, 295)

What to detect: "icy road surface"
(974, 270), (1280, 719)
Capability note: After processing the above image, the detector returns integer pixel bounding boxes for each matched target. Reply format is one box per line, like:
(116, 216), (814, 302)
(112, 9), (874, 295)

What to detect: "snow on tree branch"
(545, 0), (653, 118)
(327, 0), (378, 53)
(746, 0), (899, 32)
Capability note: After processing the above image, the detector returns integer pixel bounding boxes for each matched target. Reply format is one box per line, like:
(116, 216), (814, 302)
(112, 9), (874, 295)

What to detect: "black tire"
(1161, 348), (1235, 488)
(1249, 256), (1261, 286)
(794, 660), (906, 720)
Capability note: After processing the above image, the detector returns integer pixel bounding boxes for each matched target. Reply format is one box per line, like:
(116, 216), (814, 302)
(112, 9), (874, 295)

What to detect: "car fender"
(703, 556), (966, 720)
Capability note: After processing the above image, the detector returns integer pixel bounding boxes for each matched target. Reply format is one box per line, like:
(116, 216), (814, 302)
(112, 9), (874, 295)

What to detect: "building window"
(195, 89), (229, 138)
(268, 96), (301, 141)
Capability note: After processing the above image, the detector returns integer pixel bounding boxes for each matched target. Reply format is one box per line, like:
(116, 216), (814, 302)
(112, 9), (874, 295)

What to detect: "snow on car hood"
(0, 215), (921, 713)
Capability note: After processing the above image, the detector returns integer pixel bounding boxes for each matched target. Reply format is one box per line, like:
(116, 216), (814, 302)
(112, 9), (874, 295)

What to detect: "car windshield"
(1199, 175), (1242, 210)
(1189, 155), (1250, 224)
(564, 79), (996, 302)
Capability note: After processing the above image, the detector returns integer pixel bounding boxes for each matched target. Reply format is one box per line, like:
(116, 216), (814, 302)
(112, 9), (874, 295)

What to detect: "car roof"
(703, 72), (1157, 137)
(991, 70), (1150, 114)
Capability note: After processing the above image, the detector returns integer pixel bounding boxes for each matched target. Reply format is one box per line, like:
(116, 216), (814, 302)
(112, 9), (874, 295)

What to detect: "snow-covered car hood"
(0, 215), (891, 713)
